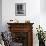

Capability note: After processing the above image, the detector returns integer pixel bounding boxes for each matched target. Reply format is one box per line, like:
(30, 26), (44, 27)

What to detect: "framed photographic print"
(15, 3), (26, 16)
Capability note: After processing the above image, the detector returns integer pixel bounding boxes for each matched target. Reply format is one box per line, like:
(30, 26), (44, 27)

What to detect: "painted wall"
(40, 0), (46, 14)
(0, 0), (2, 32)
(2, 0), (40, 46)
(2, 0), (40, 31)
(40, 0), (46, 31)
(2, 0), (46, 46)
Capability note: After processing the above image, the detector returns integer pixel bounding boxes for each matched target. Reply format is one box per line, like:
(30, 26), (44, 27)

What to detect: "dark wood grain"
(7, 23), (34, 46)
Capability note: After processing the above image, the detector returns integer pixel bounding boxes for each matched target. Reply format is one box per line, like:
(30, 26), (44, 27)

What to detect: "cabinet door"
(11, 32), (28, 46)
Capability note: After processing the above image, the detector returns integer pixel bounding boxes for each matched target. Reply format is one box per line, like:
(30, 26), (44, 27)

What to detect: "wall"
(2, 0), (40, 46)
(2, 0), (40, 30)
(0, 0), (2, 32)
(40, 0), (46, 32)
(40, 0), (46, 13)
(2, 0), (46, 46)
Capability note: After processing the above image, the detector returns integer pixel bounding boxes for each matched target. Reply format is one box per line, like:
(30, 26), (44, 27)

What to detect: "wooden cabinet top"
(7, 23), (34, 32)
(7, 23), (34, 25)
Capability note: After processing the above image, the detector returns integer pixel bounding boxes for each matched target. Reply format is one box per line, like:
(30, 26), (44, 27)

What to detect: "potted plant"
(36, 25), (45, 46)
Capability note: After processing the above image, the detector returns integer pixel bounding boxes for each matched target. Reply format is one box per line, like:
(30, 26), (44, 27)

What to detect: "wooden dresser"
(7, 23), (34, 46)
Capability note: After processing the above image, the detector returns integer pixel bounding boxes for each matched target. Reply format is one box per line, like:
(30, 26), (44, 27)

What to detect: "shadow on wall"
(40, 0), (46, 14)
(0, 0), (2, 32)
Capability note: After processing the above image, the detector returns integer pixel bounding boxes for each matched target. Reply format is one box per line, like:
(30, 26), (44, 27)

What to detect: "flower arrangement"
(36, 25), (45, 42)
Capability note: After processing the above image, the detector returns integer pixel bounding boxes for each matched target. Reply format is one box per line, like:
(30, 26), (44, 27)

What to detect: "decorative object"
(0, 32), (5, 46)
(1, 31), (12, 46)
(36, 25), (45, 46)
(44, 31), (46, 40)
(15, 3), (26, 16)
(25, 20), (30, 23)
(10, 20), (13, 21)
(8, 19), (19, 23)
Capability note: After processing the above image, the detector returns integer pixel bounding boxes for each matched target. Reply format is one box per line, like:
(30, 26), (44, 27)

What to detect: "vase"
(39, 40), (45, 46)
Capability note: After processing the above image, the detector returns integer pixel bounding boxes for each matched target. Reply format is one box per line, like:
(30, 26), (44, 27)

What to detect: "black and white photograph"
(15, 3), (26, 16)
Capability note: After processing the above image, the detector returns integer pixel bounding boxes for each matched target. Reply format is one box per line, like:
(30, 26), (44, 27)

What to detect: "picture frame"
(15, 3), (26, 16)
